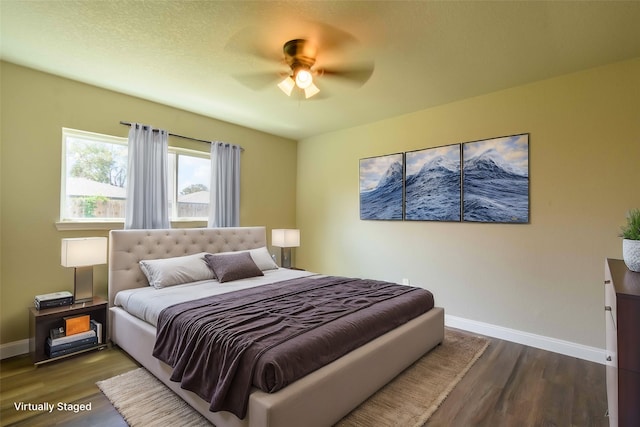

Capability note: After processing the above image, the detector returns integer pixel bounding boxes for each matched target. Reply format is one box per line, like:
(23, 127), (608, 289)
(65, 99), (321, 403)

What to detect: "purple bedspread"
(152, 275), (434, 418)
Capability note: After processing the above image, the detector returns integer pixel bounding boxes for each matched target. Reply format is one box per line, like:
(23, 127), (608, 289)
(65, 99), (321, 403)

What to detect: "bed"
(108, 226), (444, 427)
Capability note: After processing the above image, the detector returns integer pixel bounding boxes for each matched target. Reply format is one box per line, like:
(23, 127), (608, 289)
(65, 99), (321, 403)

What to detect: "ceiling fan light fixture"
(277, 76), (295, 96)
(304, 82), (320, 99)
(295, 68), (313, 89)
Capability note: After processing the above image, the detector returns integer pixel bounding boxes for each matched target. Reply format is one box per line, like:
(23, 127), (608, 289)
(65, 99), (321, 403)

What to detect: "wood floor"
(425, 335), (608, 427)
(1, 331), (609, 426)
(0, 347), (136, 426)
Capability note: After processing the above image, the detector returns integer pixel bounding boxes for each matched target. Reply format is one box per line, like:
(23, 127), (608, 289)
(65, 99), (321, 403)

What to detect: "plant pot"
(622, 239), (640, 272)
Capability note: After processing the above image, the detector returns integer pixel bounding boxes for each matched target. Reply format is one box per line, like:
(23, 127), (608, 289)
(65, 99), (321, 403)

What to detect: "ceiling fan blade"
(232, 72), (282, 90)
(304, 21), (359, 53)
(320, 62), (375, 86)
(227, 21), (360, 63)
(225, 26), (283, 63)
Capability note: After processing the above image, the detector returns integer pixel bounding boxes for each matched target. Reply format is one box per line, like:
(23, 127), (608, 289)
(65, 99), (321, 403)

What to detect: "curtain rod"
(119, 121), (244, 151)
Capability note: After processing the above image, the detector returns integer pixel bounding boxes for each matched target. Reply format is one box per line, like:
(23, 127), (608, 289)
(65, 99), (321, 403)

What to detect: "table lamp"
(61, 237), (107, 303)
(271, 229), (300, 269)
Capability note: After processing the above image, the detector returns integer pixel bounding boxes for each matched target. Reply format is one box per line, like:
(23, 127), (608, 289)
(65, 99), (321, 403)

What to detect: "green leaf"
(620, 208), (640, 240)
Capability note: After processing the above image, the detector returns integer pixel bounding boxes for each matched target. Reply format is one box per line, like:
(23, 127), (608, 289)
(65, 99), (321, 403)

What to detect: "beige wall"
(296, 58), (640, 349)
(3, 58), (638, 351)
(0, 62), (297, 344)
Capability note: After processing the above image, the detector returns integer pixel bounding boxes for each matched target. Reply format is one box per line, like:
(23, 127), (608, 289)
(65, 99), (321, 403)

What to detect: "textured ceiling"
(2, 1), (640, 140)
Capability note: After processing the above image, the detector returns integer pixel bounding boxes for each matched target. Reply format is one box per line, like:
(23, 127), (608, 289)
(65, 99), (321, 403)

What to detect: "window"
(61, 128), (211, 223)
(169, 150), (211, 219)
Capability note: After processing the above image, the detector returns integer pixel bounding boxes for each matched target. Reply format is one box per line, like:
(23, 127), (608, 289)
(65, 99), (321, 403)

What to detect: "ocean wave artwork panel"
(405, 144), (461, 221)
(359, 153), (404, 220)
(462, 134), (529, 223)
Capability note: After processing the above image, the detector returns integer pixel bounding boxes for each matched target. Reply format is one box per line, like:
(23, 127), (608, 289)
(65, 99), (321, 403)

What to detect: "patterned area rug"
(97, 329), (488, 427)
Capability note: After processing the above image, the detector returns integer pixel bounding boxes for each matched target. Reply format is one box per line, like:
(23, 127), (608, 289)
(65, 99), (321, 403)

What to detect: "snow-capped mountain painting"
(405, 144), (461, 221)
(462, 134), (529, 223)
(359, 153), (403, 220)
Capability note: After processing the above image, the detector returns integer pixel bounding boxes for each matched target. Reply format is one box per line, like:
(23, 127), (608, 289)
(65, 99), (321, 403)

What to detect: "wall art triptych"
(359, 133), (529, 223)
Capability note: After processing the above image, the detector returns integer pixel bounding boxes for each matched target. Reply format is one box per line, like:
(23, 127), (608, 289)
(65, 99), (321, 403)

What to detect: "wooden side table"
(29, 296), (108, 365)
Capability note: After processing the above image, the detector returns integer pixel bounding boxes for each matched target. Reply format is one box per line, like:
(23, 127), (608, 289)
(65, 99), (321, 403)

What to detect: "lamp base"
(280, 247), (293, 269)
(74, 266), (94, 303)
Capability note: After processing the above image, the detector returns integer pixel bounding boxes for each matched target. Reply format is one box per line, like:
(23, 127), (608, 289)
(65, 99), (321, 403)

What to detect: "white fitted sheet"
(114, 268), (315, 326)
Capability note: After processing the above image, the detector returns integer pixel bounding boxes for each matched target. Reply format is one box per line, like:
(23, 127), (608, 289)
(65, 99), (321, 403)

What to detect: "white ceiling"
(2, 1), (640, 140)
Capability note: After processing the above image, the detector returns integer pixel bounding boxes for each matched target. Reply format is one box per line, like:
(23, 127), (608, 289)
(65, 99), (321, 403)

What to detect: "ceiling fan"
(229, 27), (375, 100)
(276, 38), (374, 99)
(277, 39), (321, 99)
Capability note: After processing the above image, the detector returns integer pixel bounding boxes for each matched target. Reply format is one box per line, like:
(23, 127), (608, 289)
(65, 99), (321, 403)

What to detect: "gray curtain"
(208, 142), (241, 227)
(124, 123), (170, 229)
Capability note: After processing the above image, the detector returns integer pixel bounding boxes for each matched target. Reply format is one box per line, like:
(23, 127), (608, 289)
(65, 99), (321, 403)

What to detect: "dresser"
(605, 258), (640, 427)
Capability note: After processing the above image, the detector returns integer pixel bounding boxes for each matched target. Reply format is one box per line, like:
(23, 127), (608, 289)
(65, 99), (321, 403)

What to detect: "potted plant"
(620, 208), (640, 272)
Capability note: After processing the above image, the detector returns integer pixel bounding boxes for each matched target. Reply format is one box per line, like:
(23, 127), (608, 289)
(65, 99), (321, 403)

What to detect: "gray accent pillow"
(139, 252), (214, 289)
(204, 251), (264, 283)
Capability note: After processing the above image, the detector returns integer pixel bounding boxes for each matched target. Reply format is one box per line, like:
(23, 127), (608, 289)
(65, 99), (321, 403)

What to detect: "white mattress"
(114, 268), (315, 326)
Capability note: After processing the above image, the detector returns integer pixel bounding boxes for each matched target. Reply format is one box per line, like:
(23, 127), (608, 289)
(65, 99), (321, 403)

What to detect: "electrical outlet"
(402, 278), (411, 285)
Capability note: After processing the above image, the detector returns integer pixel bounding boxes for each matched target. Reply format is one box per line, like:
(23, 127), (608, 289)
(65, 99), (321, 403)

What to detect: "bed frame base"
(111, 305), (444, 427)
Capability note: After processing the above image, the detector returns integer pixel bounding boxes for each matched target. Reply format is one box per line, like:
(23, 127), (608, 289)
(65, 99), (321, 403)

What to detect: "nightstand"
(29, 296), (108, 365)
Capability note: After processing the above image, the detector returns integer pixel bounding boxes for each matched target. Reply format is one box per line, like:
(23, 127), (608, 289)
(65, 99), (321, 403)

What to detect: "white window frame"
(57, 128), (210, 231)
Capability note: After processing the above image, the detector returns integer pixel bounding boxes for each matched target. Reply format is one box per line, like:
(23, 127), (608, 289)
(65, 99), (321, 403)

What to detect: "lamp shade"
(277, 76), (295, 96)
(272, 229), (300, 248)
(61, 237), (108, 267)
(304, 82), (320, 99)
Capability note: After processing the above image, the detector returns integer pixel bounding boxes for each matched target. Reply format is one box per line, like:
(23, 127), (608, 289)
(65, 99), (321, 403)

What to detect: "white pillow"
(139, 252), (215, 289)
(214, 247), (279, 272)
(248, 246), (279, 271)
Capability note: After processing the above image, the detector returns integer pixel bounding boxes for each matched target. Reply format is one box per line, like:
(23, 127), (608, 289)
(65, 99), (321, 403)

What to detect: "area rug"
(97, 329), (488, 427)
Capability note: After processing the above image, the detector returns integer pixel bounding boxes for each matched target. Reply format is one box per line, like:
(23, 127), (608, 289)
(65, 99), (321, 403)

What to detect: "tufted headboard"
(108, 226), (267, 307)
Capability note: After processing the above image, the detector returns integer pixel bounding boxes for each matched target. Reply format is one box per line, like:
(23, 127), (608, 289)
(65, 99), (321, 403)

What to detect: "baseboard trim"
(0, 339), (29, 360)
(445, 314), (606, 365)
(2, 317), (606, 364)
